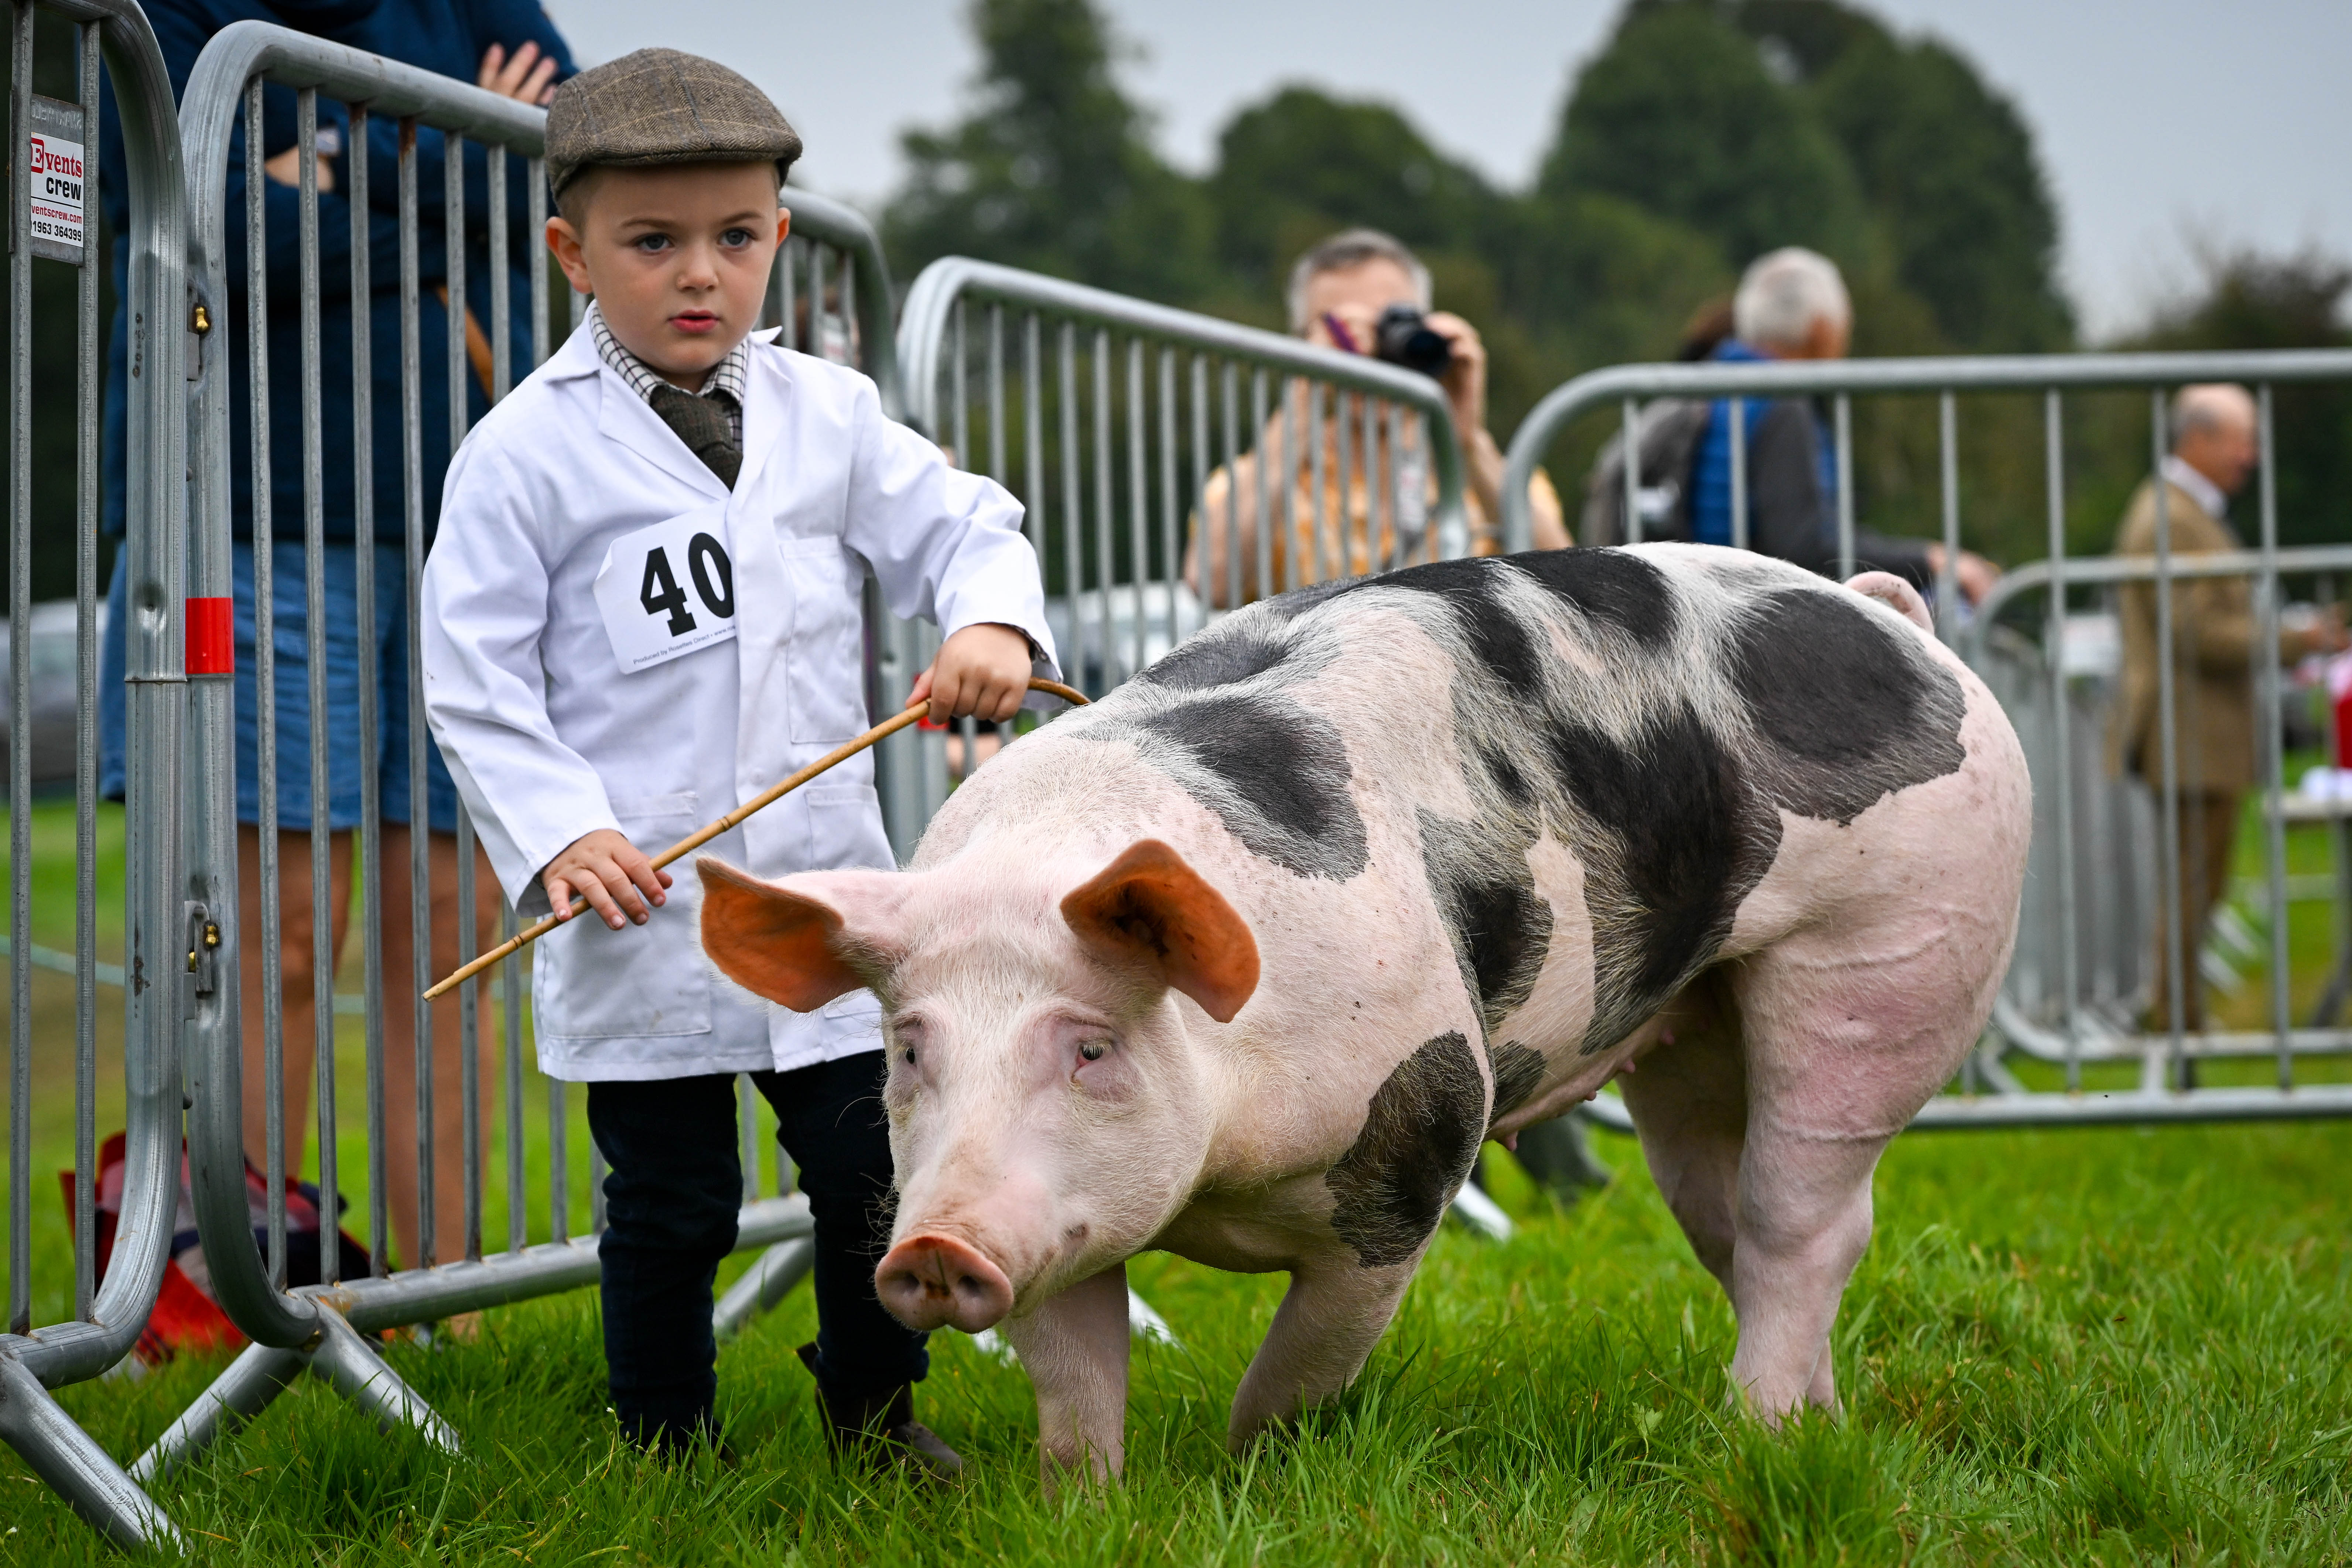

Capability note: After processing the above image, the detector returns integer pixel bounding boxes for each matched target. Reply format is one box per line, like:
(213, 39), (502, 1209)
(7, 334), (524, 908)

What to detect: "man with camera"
(1185, 228), (1570, 608)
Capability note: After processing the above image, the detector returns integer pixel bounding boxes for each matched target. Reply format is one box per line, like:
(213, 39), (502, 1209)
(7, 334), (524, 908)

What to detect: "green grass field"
(1, 798), (2349, 1564)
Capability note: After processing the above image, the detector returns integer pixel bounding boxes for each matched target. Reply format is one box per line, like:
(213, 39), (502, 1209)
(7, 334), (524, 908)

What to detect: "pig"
(697, 542), (2031, 1487)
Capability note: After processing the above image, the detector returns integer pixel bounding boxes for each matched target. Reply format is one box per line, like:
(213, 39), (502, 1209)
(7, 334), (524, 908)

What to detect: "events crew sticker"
(592, 506), (739, 674)
(25, 96), (87, 264)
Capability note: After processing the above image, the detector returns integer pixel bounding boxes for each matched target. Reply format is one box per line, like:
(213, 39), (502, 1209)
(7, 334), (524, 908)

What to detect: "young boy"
(420, 49), (1055, 1469)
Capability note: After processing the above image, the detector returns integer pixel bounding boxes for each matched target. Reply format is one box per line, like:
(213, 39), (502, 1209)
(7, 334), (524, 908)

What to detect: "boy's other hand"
(544, 829), (672, 931)
(907, 623), (1033, 724)
(479, 41), (560, 107)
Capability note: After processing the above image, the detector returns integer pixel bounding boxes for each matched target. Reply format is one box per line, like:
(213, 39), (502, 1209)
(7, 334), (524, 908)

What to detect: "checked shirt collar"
(589, 300), (749, 445)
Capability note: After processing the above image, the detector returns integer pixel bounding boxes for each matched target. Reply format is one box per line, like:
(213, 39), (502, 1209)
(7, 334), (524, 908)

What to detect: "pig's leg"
(1002, 1261), (1131, 1491)
(1228, 1258), (1413, 1451)
(1616, 973), (1748, 1297)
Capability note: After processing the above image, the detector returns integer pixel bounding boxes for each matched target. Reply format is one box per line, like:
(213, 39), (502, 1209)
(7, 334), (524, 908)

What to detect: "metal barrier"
(880, 256), (1469, 855)
(1503, 349), (2352, 1128)
(147, 22), (895, 1480)
(0, 0), (187, 1549)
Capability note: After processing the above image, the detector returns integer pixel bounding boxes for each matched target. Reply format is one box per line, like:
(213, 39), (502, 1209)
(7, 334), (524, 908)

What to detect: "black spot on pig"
(1339, 556), (1545, 695)
(1514, 547), (1676, 650)
(1539, 704), (1777, 1051)
(1326, 1031), (1486, 1268)
(1730, 588), (1967, 824)
(1131, 691), (1368, 880)
(1488, 1041), (1548, 1123)
(1420, 812), (1552, 1037)
(1481, 745), (1534, 808)
(1137, 629), (1290, 691)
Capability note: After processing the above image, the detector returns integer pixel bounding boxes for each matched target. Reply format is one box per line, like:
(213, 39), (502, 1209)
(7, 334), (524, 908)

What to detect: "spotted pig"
(697, 543), (2031, 1487)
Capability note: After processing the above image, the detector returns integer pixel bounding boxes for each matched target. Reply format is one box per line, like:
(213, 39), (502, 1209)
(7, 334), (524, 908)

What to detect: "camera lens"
(1373, 304), (1452, 379)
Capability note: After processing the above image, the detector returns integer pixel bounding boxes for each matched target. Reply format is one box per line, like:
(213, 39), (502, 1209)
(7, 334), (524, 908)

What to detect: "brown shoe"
(796, 1343), (964, 1479)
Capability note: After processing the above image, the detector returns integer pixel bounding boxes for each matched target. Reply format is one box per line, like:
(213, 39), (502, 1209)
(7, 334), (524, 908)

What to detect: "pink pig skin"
(696, 543), (2031, 1490)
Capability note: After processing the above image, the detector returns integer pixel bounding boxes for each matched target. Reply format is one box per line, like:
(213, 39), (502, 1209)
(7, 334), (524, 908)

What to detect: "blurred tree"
(882, 0), (1213, 303)
(1207, 87), (1500, 305)
(1538, 1), (1869, 276)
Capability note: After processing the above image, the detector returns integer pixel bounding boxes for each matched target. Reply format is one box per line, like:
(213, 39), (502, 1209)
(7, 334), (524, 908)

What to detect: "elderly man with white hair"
(2112, 383), (2347, 1032)
(1681, 247), (1997, 600)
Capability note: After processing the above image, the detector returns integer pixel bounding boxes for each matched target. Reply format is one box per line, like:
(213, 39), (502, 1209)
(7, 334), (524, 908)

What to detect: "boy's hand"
(544, 829), (672, 931)
(907, 623), (1033, 724)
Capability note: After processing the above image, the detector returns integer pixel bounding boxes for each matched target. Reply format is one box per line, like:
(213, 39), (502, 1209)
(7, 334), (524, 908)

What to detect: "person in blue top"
(96, 0), (574, 1275)
(1685, 247), (1997, 604)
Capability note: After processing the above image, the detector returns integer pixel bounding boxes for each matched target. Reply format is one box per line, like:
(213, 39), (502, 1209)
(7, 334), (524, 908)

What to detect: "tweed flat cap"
(545, 48), (801, 198)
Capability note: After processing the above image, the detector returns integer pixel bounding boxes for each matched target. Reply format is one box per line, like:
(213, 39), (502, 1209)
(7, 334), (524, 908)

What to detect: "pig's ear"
(696, 857), (902, 1011)
(1060, 840), (1259, 1023)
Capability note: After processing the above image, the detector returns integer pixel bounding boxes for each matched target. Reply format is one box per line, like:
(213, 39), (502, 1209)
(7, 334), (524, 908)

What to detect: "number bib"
(592, 506), (740, 674)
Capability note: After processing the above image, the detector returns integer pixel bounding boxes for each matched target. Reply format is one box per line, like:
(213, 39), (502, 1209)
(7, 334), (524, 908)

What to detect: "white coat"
(421, 323), (1057, 1082)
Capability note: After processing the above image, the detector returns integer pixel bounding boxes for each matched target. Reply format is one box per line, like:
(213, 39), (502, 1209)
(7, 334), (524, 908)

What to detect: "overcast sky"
(541, 0), (2352, 341)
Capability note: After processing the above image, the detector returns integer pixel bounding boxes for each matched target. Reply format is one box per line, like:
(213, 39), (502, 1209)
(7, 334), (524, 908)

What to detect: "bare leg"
(236, 826), (354, 1188)
(1002, 1263), (1130, 1493)
(1227, 1256), (1413, 1451)
(374, 826), (502, 1269)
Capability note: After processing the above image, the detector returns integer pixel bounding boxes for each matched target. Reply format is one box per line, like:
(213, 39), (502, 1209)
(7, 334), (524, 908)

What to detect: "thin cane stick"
(423, 678), (1089, 1001)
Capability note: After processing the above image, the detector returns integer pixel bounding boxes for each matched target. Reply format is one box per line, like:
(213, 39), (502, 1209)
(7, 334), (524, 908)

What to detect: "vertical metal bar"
(1359, 390), (1380, 570)
(1022, 312), (1041, 557)
(738, 1075), (758, 1207)
(527, 157), (548, 369)
(298, 90), (341, 1288)
(838, 243), (856, 370)
(1250, 369), (1271, 605)
(951, 299), (968, 469)
(2256, 385), (2291, 1087)
(1833, 393), (1856, 581)
(1936, 392), (1960, 639)
(71, 18), (100, 1322)
(1388, 404), (1407, 567)
(1057, 322), (1082, 693)
(399, 117), (433, 1266)
(487, 148), (509, 401)
(2044, 391), (2081, 1091)
(777, 237), (796, 351)
(1332, 383), (1353, 577)
(1093, 331), (1114, 681)
(249, 81), (288, 1290)
(1308, 382), (1328, 583)
(1161, 348), (1180, 653)
(1207, 359), (1228, 613)
(1728, 395), (1747, 553)
(808, 245), (827, 360)
(2151, 392), (2185, 1080)
(502, 905), (522, 1255)
(7, 0), (34, 1335)
(349, 103), (388, 1279)
(589, 1137), (606, 1233)
(1275, 378), (1296, 592)
(1619, 398), (1641, 546)
(448, 132), (483, 1261)
(1127, 338), (1147, 680)
(987, 304), (1006, 484)
(548, 1072), (567, 1244)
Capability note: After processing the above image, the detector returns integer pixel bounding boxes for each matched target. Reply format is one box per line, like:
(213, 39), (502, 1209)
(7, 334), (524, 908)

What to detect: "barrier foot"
(305, 1308), (461, 1455)
(130, 1341), (307, 1484)
(0, 1353), (185, 1554)
(714, 1239), (816, 1344)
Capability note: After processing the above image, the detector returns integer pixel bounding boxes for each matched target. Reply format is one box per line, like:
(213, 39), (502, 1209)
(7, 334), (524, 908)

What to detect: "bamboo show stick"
(421, 678), (1090, 1001)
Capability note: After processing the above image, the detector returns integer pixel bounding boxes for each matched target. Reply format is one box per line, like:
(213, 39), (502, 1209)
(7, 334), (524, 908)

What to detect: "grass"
(0, 799), (2349, 1563)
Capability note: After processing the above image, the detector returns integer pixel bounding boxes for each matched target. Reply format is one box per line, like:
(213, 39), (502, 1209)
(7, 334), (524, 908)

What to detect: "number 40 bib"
(593, 507), (739, 675)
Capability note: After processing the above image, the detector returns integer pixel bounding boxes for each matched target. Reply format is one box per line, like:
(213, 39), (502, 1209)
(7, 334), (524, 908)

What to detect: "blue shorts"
(101, 540), (460, 833)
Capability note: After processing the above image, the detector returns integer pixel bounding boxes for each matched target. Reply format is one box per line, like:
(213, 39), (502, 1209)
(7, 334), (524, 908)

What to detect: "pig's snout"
(875, 1233), (1015, 1333)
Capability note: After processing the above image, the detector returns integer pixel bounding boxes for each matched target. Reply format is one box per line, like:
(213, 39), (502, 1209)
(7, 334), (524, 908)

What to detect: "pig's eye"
(901, 1045), (917, 1067)
(1077, 1040), (1107, 1063)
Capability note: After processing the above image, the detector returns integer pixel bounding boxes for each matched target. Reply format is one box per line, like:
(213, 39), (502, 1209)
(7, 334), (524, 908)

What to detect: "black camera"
(1374, 304), (1452, 379)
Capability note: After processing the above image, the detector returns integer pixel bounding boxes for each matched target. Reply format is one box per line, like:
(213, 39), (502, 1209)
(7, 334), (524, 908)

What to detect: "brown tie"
(648, 383), (742, 490)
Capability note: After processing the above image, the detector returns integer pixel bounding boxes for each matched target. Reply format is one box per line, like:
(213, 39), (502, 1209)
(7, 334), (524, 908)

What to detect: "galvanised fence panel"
(0, 0), (185, 1550)
(881, 257), (1471, 856)
(1503, 348), (2352, 1130)
(151, 21), (899, 1482)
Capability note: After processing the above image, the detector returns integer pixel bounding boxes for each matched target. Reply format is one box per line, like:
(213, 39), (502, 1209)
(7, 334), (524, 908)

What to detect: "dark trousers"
(585, 1051), (927, 1446)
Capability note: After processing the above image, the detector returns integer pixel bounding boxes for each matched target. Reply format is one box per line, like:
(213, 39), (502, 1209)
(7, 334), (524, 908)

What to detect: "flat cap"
(545, 48), (801, 198)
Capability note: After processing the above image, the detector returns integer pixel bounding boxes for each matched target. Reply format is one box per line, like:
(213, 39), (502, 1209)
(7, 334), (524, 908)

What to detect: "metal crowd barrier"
(0, 0), (187, 1549)
(879, 256), (1469, 855)
(1504, 348), (2352, 1128)
(146, 21), (893, 1484)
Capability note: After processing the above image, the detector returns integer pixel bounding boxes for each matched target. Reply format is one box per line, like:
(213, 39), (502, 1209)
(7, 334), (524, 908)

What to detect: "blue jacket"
(100, 0), (574, 546)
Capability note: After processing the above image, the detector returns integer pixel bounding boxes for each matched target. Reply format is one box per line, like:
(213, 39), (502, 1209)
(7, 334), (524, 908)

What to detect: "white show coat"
(421, 324), (1057, 1082)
